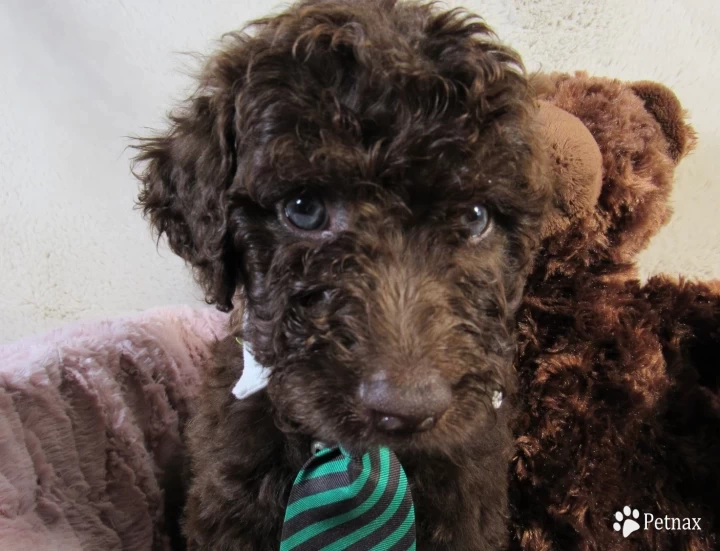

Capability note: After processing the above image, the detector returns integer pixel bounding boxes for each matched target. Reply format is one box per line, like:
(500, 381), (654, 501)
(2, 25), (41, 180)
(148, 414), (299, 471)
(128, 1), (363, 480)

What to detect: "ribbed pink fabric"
(0, 307), (228, 550)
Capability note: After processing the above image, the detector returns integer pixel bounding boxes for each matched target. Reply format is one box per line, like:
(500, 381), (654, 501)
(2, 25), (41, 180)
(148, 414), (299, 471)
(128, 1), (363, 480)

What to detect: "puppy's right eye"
(461, 205), (491, 238)
(284, 193), (328, 231)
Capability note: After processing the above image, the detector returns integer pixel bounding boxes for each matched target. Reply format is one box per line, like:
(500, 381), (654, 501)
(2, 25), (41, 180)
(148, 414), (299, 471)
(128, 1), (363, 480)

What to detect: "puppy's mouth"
(310, 423), (438, 459)
(368, 410), (439, 435)
(300, 399), (450, 456)
(276, 364), (510, 456)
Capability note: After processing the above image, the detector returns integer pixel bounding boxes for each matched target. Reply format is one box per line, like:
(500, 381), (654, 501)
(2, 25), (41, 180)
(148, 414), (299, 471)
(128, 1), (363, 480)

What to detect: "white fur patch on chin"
(231, 342), (270, 399)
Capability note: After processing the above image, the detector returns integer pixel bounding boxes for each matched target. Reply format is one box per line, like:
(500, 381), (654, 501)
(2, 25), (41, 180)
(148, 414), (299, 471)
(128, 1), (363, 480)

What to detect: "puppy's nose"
(359, 373), (452, 433)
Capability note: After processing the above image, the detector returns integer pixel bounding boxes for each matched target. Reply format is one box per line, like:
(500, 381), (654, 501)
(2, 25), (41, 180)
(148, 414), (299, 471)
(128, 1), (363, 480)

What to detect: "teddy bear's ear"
(536, 100), (603, 240)
(630, 81), (697, 163)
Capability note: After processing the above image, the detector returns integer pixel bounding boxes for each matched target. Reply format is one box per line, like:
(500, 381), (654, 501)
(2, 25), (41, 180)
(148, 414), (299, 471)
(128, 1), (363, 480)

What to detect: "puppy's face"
(135, 0), (548, 455)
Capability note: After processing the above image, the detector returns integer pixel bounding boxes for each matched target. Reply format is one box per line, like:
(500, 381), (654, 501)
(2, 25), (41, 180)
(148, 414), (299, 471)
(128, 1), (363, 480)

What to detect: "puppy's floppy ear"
(133, 58), (243, 312)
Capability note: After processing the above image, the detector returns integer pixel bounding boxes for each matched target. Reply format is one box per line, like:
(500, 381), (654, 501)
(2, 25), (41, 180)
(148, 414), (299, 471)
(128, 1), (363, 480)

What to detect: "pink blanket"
(0, 307), (229, 550)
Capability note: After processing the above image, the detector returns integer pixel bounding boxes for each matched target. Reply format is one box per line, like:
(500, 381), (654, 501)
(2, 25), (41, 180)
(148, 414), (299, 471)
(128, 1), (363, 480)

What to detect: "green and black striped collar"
(280, 444), (416, 551)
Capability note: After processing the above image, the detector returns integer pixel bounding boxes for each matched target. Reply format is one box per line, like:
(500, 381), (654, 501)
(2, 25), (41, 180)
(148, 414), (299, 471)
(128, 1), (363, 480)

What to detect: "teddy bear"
(510, 72), (720, 550)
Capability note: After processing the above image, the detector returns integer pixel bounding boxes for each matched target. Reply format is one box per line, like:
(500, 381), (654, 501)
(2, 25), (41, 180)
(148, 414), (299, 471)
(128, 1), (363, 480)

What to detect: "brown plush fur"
(134, 1), (548, 549)
(512, 74), (719, 550)
(133, 1), (720, 550)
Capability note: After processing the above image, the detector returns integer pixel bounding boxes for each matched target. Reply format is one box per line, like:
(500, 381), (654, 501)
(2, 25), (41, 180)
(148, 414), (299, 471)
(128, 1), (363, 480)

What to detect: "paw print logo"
(614, 506), (641, 538)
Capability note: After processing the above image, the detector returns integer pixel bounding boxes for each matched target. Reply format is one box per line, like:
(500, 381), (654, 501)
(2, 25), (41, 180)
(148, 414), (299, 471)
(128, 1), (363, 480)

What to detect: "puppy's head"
(135, 0), (549, 454)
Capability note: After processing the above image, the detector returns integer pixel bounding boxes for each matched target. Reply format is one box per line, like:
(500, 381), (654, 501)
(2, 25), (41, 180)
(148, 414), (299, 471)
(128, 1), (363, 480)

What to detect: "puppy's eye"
(461, 205), (490, 237)
(284, 193), (328, 231)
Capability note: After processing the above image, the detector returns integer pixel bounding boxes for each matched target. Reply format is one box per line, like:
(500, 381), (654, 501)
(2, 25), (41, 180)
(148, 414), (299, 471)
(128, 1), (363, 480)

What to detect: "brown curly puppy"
(134, 0), (549, 549)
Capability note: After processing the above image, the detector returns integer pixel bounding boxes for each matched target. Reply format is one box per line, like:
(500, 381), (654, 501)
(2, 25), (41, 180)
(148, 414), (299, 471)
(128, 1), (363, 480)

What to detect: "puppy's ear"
(133, 61), (242, 312)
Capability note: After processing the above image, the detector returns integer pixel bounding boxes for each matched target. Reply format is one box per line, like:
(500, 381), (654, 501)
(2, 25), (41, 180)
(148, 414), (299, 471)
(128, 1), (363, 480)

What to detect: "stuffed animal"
(512, 72), (720, 550)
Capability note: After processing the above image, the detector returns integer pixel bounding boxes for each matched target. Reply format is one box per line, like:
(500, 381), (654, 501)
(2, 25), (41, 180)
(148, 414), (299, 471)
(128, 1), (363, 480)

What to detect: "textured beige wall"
(1, 0), (718, 343)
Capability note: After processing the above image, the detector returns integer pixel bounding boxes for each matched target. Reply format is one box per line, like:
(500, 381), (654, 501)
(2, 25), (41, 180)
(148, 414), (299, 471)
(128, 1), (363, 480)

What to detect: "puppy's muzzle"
(358, 372), (452, 434)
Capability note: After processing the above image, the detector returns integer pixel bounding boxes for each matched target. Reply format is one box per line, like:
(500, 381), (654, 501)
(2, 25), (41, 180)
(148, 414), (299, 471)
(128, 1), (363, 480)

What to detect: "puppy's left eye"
(461, 205), (490, 237)
(284, 193), (328, 231)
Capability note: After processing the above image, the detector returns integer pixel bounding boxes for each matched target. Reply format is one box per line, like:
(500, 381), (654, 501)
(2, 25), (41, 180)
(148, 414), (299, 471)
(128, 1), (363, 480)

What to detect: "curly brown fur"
(512, 274), (720, 551)
(511, 75), (720, 551)
(134, 1), (549, 549)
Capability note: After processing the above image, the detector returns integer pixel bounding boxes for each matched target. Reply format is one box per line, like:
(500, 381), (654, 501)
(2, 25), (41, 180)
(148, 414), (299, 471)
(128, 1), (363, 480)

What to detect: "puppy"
(134, 0), (549, 549)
